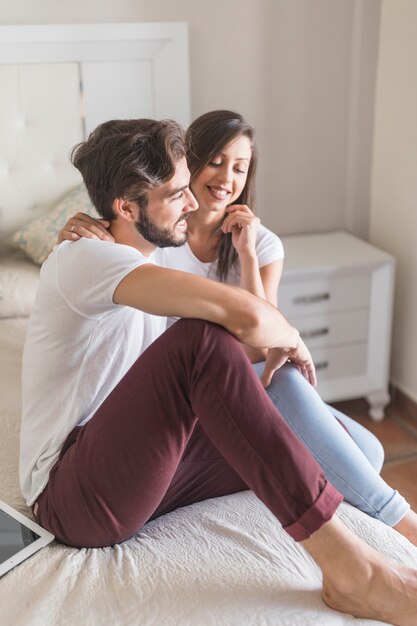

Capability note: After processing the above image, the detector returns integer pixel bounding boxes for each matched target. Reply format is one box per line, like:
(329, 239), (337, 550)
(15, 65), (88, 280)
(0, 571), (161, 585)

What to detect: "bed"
(0, 23), (416, 626)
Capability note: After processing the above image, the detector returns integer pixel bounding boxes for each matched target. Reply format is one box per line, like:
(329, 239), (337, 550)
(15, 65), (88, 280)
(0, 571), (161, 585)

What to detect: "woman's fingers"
(73, 221), (113, 241)
(58, 226), (81, 243)
(222, 212), (259, 233)
(58, 215), (114, 243)
(222, 205), (260, 234)
(226, 204), (253, 216)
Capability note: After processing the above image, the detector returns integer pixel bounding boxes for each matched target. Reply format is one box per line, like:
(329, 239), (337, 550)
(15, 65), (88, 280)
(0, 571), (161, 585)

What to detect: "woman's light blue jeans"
(253, 362), (409, 527)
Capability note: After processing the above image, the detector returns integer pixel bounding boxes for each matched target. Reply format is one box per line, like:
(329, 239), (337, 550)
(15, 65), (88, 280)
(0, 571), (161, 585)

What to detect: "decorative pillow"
(8, 184), (99, 265)
(0, 252), (40, 318)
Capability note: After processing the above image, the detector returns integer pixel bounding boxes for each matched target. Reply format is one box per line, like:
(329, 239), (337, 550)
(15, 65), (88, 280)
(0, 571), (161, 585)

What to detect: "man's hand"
(260, 338), (317, 388)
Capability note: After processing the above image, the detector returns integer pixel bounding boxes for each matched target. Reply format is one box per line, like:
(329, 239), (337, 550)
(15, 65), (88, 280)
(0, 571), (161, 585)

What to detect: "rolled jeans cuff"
(377, 489), (410, 527)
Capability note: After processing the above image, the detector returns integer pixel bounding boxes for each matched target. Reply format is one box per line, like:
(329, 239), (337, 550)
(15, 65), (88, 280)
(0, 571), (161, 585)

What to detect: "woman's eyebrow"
(218, 153), (250, 161)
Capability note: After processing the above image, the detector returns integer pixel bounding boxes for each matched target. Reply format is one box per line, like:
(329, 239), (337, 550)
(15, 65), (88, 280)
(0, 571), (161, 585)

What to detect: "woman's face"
(191, 134), (252, 214)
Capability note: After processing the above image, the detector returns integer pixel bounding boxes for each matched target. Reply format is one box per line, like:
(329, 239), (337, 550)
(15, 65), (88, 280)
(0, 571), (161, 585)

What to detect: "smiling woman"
(191, 135), (251, 206)
(185, 110), (258, 278)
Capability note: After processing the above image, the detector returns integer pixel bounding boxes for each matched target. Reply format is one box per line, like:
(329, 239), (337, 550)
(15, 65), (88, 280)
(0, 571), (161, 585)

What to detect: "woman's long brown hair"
(185, 110), (257, 281)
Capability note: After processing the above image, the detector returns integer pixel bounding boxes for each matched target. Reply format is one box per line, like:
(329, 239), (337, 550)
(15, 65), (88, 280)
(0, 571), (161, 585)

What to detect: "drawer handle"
(301, 327), (329, 340)
(315, 361), (329, 371)
(293, 292), (330, 305)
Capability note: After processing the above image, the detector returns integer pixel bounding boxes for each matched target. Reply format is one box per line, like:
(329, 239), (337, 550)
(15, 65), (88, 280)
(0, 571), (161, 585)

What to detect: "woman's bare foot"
(302, 516), (417, 625)
(394, 509), (417, 548)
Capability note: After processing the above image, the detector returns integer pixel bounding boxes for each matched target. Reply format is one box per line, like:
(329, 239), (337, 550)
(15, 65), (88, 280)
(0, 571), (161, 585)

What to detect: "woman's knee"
(332, 409), (385, 473)
(360, 431), (385, 473)
(261, 362), (312, 397)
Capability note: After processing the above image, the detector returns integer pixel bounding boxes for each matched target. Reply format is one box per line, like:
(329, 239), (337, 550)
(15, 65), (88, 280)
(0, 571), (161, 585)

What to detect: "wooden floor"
(333, 393), (417, 512)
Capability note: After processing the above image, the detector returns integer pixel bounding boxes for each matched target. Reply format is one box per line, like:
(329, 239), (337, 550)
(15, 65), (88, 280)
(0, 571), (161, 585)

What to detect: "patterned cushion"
(0, 252), (40, 318)
(9, 184), (98, 264)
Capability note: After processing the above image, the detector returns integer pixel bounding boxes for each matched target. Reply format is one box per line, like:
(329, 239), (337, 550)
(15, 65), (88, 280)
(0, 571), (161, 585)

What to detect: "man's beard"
(135, 206), (187, 248)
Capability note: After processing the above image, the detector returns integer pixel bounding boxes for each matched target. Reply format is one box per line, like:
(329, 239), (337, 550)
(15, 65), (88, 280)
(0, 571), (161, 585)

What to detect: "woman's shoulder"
(151, 243), (207, 273)
(255, 224), (284, 260)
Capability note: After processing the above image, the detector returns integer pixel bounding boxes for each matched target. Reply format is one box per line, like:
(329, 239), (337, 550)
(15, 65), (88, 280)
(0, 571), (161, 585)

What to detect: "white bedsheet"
(0, 316), (416, 626)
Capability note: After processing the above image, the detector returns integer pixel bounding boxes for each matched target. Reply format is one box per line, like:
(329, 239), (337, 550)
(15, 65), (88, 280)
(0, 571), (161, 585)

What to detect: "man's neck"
(109, 222), (157, 258)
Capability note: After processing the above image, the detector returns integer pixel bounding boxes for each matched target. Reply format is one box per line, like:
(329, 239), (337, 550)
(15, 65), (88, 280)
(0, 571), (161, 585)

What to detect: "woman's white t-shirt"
(155, 224), (284, 326)
(155, 224), (284, 285)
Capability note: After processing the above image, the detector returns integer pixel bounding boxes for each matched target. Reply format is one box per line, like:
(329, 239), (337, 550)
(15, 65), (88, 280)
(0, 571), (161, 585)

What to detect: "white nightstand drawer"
(279, 273), (370, 318)
(311, 343), (367, 380)
(280, 232), (395, 419)
(291, 309), (369, 349)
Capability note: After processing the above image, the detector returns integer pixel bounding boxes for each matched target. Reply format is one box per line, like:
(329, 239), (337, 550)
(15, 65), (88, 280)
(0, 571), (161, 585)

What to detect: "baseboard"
(390, 384), (417, 419)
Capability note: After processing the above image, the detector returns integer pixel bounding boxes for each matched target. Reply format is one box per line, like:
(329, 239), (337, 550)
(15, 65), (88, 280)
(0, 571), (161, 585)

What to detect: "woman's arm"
(222, 205), (284, 362)
(260, 260), (283, 308)
(241, 260), (283, 363)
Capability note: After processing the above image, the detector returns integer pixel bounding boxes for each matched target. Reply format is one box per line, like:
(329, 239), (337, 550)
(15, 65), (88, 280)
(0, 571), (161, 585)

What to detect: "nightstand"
(279, 231), (395, 421)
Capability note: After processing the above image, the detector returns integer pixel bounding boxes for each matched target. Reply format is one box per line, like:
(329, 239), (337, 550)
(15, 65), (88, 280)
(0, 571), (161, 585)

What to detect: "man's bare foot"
(302, 516), (417, 625)
(322, 553), (417, 625)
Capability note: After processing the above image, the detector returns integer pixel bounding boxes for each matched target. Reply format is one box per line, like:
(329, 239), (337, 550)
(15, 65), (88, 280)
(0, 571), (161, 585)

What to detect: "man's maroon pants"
(35, 319), (342, 548)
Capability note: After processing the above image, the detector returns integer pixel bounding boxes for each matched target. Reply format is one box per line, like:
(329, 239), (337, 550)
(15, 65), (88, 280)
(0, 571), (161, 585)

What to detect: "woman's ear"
(112, 198), (139, 222)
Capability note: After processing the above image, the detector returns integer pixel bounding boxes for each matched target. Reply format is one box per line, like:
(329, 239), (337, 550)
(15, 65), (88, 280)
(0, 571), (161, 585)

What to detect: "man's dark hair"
(71, 119), (186, 220)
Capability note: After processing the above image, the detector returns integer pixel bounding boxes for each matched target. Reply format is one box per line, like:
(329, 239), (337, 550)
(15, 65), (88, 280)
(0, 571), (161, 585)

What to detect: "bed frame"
(0, 22), (190, 240)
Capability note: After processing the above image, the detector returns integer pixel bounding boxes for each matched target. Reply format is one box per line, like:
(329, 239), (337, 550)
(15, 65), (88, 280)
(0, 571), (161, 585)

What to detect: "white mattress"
(1, 315), (416, 626)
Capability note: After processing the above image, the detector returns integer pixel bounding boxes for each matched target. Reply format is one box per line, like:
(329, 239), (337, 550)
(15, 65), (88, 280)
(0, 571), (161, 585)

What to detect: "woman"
(58, 110), (413, 536)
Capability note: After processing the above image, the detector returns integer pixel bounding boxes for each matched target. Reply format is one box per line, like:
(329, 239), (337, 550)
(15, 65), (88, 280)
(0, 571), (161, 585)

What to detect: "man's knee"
(170, 318), (236, 344)
(167, 318), (245, 361)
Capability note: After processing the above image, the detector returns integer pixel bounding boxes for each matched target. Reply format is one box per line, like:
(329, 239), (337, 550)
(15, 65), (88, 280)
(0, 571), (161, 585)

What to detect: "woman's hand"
(221, 205), (260, 257)
(58, 213), (114, 244)
(260, 338), (317, 389)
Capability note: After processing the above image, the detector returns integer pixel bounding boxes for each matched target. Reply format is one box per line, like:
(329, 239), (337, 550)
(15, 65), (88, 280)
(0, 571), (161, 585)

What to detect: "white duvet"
(1, 317), (416, 626)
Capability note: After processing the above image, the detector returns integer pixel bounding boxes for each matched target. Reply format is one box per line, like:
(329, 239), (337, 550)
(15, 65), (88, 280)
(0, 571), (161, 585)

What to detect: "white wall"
(8, 1), (415, 400)
(370, 0), (417, 403)
(1, 0), (381, 238)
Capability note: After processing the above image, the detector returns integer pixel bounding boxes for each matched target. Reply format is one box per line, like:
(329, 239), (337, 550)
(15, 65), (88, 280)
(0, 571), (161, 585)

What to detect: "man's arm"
(114, 264), (316, 387)
(113, 264), (298, 350)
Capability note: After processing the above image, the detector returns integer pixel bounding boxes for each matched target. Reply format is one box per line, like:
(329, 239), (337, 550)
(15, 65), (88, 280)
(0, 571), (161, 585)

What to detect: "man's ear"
(112, 198), (139, 222)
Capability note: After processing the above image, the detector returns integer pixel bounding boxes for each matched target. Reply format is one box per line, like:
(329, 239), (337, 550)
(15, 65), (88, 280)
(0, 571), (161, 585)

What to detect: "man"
(20, 118), (417, 624)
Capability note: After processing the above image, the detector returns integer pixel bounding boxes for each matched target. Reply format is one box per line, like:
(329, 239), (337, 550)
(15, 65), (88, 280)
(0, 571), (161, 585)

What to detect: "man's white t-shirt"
(20, 225), (283, 506)
(20, 239), (166, 506)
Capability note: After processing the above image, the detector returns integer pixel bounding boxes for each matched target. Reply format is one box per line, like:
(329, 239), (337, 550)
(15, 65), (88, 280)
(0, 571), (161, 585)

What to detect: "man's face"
(135, 157), (198, 248)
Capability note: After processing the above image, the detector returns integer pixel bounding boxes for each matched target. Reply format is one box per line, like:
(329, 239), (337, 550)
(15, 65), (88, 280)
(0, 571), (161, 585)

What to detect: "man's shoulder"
(50, 239), (146, 270)
(45, 239), (151, 316)
(48, 239), (147, 286)
(61, 238), (141, 257)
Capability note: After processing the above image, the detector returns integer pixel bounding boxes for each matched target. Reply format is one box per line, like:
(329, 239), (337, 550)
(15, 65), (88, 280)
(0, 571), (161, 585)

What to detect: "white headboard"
(0, 23), (190, 242)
